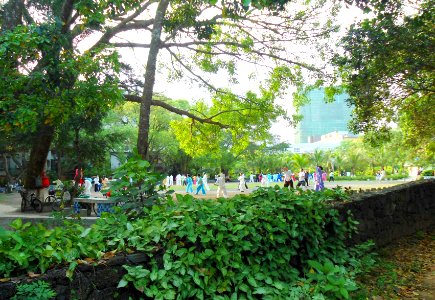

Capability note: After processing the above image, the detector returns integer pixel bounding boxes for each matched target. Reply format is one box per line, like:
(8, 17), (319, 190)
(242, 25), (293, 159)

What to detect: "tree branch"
(123, 94), (230, 129)
(89, 1), (157, 52)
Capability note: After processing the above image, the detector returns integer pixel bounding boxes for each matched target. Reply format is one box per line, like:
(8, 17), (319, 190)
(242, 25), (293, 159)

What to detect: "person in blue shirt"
(186, 174), (193, 193)
(195, 175), (206, 195)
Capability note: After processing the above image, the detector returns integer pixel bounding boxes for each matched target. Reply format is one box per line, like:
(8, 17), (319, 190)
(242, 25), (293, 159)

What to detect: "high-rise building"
(294, 88), (353, 144)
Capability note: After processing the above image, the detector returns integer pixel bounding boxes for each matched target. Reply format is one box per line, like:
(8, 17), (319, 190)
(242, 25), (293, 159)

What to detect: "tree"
(120, 0), (343, 159)
(291, 153), (309, 170)
(0, 0), (126, 187)
(310, 149), (325, 168)
(0, 0), (342, 187)
(334, 0), (434, 154)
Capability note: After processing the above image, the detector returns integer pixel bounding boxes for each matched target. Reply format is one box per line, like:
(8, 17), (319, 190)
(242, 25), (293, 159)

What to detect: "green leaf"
(10, 219), (23, 230)
(117, 278), (129, 288)
(253, 287), (267, 294)
(308, 260), (324, 272)
(193, 272), (201, 286)
(79, 228), (92, 238)
(339, 287), (349, 299)
(247, 276), (258, 287)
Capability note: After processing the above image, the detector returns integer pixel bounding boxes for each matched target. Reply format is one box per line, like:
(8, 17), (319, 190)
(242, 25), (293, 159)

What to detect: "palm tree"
(291, 153), (309, 170)
(310, 149), (325, 168)
(345, 152), (368, 176)
(333, 155), (345, 175)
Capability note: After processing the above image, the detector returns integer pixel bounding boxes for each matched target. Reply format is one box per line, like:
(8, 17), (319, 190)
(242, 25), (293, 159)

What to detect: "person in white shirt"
(203, 173), (210, 191)
(283, 167), (294, 189)
(297, 169), (306, 187)
(216, 173), (228, 198)
(238, 173), (246, 192)
(93, 175), (100, 192)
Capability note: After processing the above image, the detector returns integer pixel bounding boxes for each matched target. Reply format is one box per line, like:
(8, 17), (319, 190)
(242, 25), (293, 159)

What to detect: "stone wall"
(337, 179), (435, 247)
(1, 180), (434, 299)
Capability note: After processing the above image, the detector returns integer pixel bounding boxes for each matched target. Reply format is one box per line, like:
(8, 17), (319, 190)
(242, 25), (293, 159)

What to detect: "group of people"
(182, 173), (211, 196)
(376, 168), (387, 181)
(167, 166), (330, 199)
(283, 166), (326, 191)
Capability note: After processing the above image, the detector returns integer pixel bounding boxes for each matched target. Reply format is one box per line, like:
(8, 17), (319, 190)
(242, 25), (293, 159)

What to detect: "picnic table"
(73, 197), (120, 216)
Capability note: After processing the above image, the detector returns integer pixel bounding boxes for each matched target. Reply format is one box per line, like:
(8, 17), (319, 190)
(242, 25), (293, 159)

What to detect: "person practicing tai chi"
(186, 174), (193, 193)
(195, 175), (206, 195)
(216, 173), (228, 198)
(238, 172), (246, 192)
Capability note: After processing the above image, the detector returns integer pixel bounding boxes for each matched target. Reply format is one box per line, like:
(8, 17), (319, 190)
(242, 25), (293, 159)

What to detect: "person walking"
(202, 173), (210, 191)
(195, 175), (206, 195)
(329, 171), (334, 182)
(315, 166), (325, 192)
(296, 169), (306, 187)
(186, 174), (193, 193)
(283, 167), (294, 189)
(216, 173), (228, 198)
(238, 172), (246, 192)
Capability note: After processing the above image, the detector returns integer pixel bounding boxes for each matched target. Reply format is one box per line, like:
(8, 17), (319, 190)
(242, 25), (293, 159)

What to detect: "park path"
(0, 179), (407, 219)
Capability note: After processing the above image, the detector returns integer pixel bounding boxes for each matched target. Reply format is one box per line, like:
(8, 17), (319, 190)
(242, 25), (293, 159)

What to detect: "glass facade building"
(295, 89), (353, 143)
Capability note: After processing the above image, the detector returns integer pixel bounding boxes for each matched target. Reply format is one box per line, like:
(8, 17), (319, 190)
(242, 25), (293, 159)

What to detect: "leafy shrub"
(104, 153), (173, 215)
(422, 170), (434, 176)
(0, 219), (103, 277)
(0, 180), (371, 299)
(388, 174), (408, 180)
(335, 175), (376, 181)
(116, 187), (360, 299)
(12, 280), (56, 300)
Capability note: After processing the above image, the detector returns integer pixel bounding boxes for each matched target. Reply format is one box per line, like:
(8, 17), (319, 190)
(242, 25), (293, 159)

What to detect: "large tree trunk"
(57, 150), (63, 179)
(24, 124), (55, 188)
(137, 0), (170, 160)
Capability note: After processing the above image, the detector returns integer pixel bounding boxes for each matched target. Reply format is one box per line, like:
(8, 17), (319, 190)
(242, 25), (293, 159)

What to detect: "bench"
(73, 197), (120, 216)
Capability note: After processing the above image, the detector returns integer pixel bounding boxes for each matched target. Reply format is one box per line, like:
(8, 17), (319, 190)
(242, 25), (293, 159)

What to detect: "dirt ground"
(359, 231), (435, 300)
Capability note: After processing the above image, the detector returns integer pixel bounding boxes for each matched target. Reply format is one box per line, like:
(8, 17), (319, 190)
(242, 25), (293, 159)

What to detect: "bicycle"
(45, 188), (71, 211)
(19, 190), (43, 213)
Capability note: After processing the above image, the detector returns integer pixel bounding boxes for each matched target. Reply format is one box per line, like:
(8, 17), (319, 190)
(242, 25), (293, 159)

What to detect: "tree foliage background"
(334, 0), (434, 159)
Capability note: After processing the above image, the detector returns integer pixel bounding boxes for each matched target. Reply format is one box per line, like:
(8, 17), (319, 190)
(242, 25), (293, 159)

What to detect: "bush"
(422, 170), (434, 176)
(12, 280), (56, 300)
(0, 186), (374, 299)
(388, 174), (408, 180)
(335, 175), (376, 181)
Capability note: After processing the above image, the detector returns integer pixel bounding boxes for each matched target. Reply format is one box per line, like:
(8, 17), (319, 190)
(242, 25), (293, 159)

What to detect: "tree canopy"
(334, 0), (434, 157)
(1, 0), (343, 186)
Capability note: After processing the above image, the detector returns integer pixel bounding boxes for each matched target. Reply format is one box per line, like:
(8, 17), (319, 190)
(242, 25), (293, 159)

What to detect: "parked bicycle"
(45, 188), (71, 211)
(19, 190), (43, 213)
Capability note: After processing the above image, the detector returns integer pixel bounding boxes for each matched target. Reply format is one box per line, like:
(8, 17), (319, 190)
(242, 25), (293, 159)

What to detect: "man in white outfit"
(83, 179), (92, 196)
(216, 173), (228, 198)
(203, 173), (210, 191)
(238, 173), (246, 192)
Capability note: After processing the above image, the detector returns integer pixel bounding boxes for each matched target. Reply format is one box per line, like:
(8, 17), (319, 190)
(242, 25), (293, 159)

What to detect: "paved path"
(0, 179), (410, 225)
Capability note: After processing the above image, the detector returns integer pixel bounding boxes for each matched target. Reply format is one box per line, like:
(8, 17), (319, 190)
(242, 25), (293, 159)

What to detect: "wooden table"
(73, 197), (119, 216)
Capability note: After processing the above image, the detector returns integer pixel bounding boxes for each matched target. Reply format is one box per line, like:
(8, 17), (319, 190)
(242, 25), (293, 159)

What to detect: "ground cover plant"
(354, 231), (435, 299)
(0, 183), (378, 299)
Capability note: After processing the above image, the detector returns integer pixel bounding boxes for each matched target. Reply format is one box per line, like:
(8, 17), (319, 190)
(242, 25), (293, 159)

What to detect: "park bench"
(73, 197), (121, 217)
